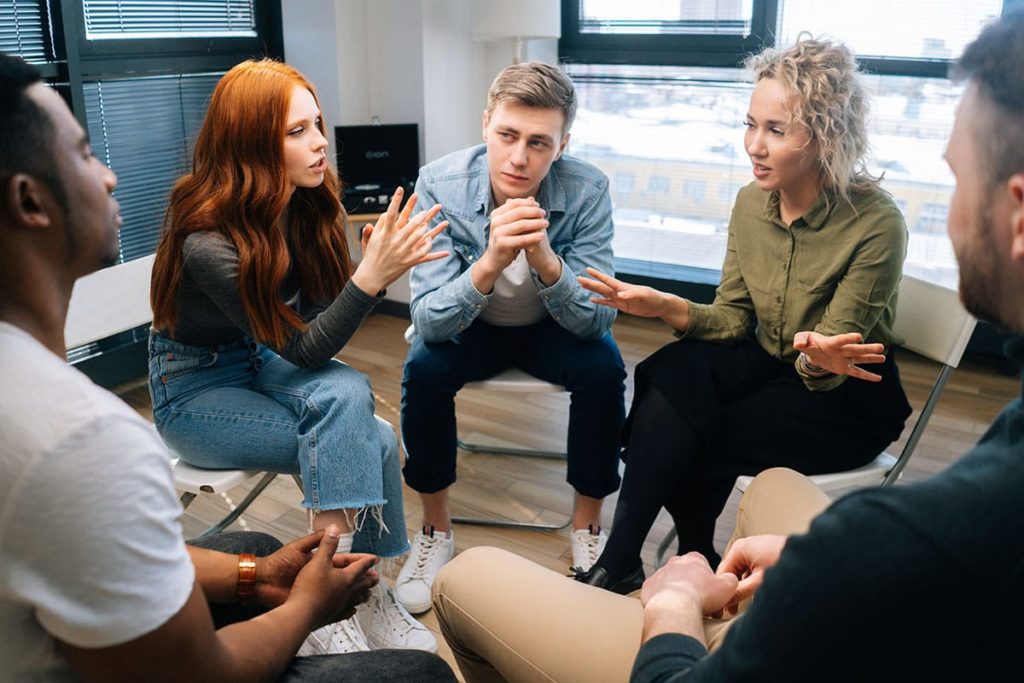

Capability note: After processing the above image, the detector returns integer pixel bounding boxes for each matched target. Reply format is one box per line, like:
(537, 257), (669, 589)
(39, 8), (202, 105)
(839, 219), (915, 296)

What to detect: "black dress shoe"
(571, 564), (645, 595)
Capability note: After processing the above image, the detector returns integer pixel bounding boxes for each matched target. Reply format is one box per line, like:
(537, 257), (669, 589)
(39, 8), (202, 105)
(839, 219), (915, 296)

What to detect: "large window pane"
(568, 64), (963, 286)
(778, 0), (1001, 62)
(579, 0), (754, 36)
(84, 72), (221, 262)
(83, 0), (256, 40)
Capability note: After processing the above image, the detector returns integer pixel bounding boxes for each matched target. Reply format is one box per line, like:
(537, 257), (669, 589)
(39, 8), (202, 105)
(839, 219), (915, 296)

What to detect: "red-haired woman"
(148, 59), (446, 654)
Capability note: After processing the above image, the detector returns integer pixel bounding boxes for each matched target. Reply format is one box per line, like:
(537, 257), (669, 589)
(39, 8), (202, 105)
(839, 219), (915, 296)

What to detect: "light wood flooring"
(114, 312), (1020, 677)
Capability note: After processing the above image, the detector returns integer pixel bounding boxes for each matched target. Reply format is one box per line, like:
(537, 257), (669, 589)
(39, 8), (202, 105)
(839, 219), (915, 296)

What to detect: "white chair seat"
(466, 367), (565, 393)
(735, 453), (898, 495)
(171, 458), (264, 494)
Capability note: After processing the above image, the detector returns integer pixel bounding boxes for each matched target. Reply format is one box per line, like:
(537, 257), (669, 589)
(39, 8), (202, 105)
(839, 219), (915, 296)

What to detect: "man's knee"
(565, 337), (626, 390)
(735, 467), (831, 538)
(402, 339), (463, 390)
(433, 546), (510, 606)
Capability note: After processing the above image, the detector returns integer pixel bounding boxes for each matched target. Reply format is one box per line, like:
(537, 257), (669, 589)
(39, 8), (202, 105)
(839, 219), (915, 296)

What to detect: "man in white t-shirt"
(0, 52), (455, 682)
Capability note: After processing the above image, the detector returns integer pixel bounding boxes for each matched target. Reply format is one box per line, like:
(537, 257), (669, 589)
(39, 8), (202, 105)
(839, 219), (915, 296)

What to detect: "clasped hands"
(641, 534), (788, 622)
(477, 197), (561, 286)
(255, 526), (380, 630)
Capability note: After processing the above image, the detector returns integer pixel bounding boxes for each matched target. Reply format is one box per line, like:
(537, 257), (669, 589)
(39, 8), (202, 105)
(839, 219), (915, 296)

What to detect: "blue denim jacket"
(409, 144), (617, 342)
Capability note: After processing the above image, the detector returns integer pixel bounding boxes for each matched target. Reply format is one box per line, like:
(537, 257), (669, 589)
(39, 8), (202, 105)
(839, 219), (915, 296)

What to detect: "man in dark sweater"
(430, 12), (1024, 682)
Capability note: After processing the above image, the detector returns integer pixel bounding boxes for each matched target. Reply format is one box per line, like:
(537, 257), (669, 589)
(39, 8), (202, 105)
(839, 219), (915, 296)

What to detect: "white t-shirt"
(0, 322), (195, 681)
(478, 250), (549, 327)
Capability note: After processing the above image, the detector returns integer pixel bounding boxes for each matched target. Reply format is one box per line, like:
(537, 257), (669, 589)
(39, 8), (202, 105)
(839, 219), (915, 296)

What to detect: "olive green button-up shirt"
(684, 182), (907, 391)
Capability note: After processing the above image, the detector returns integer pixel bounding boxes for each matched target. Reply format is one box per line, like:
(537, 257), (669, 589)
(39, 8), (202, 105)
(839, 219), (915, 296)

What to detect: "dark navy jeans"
(189, 533), (456, 682)
(401, 318), (626, 498)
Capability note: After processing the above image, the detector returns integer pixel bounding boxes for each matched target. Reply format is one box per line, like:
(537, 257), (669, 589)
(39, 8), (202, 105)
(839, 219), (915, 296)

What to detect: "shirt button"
(468, 255), (475, 261)
(776, 296), (783, 303)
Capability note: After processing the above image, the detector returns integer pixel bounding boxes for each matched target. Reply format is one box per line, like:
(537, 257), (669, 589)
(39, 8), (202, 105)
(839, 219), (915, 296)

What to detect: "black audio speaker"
(336, 123), (419, 214)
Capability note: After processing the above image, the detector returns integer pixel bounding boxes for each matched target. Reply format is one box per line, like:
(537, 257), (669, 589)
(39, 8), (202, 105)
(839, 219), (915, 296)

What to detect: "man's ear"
(3, 174), (53, 231)
(481, 110), (490, 142)
(1009, 173), (1024, 262)
(555, 133), (570, 161)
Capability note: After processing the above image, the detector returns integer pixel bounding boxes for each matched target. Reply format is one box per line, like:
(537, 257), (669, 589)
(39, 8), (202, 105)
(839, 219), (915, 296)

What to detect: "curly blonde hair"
(745, 37), (880, 202)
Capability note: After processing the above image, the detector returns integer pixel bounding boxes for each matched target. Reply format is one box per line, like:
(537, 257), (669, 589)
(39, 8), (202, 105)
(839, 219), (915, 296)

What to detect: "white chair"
(66, 255), (301, 539)
(404, 325), (571, 530)
(655, 274), (977, 565)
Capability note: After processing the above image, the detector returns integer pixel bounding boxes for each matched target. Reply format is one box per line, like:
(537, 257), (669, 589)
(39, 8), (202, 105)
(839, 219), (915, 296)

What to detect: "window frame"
(2, 1), (283, 376)
(560, 0), (1019, 78)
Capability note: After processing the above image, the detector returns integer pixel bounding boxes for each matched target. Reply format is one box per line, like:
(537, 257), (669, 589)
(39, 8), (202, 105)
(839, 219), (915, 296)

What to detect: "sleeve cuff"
(631, 633), (708, 682)
(532, 256), (574, 302)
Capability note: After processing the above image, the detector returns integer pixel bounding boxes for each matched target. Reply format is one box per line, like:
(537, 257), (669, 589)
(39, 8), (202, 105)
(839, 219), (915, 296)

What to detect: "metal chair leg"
(451, 439), (572, 530)
(451, 512), (573, 531)
(655, 527), (678, 568)
(192, 472), (280, 539)
(457, 437), (566, 460)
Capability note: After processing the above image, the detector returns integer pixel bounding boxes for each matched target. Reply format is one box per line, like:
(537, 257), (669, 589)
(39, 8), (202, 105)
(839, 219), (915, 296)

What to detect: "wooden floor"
(114, 312), (1020, 677)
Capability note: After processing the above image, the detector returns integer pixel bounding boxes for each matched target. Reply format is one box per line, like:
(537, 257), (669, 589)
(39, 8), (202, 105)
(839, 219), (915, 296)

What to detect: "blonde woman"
(574, 37), (913, 591)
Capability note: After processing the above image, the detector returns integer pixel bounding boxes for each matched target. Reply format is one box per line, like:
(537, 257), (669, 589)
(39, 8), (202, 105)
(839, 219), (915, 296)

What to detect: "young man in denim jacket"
(395, 62), (627, 613)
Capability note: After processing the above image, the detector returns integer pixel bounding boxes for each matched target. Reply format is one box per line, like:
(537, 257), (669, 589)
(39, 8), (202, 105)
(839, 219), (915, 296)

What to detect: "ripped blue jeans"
(148, 332), (409, 558)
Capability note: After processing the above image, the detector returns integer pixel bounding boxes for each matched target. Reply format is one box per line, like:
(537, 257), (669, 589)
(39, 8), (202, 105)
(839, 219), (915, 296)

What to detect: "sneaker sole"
(395, 594), (433, 614)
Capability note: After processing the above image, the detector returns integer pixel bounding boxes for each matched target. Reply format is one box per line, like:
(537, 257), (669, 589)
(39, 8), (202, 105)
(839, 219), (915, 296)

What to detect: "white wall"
(281, 0), (558, 302)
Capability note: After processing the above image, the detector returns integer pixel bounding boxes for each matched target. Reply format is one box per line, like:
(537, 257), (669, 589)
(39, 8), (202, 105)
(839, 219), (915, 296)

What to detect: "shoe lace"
(406, 532), (446, 580)
(329, 617), (368, 652)
(373, 585), (417, 636)
(575, 527), (604, 566)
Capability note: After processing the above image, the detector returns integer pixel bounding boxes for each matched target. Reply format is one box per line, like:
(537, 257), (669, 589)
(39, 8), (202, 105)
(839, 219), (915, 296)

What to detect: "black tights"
(596, 386), (706, 577)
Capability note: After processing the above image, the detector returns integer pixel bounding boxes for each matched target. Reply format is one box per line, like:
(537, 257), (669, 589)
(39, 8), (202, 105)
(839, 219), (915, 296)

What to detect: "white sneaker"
(570, 525), (608, 572)
(357, 582), (438, 652)
(297, 617), (371, 656)
(394, 525), (455, 614)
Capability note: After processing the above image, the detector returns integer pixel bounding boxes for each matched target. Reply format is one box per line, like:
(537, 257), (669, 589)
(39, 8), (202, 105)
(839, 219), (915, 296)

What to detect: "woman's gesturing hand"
(352, 186), (449, 295)
(793, 330), (887, 382)
(578, 267), (691, 331)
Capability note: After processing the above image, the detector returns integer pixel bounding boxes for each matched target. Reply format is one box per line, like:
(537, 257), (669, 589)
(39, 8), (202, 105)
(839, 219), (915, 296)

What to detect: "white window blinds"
(83, 0), (256, 40)
(1, 0), (51, 63)
(84, 72), (222, 262)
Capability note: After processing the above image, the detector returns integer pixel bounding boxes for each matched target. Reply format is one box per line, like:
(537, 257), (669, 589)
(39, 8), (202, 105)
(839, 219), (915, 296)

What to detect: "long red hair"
(151, 59), (351, 348)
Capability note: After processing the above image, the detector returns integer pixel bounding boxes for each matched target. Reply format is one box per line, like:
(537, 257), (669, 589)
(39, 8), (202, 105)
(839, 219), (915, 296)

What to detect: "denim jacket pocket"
(450, 237), (482, 264)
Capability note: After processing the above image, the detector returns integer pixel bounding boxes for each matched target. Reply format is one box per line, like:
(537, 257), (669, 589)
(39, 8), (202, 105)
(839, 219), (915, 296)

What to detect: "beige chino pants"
(432, 467), (833, 683)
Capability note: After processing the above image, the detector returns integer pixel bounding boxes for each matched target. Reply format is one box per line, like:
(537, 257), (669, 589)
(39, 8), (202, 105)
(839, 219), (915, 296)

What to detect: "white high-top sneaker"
(394, 525), (455, 614)
(356, 582), (438, 652)
(570, 524), (608, 572)
(297, 616), (371, 656)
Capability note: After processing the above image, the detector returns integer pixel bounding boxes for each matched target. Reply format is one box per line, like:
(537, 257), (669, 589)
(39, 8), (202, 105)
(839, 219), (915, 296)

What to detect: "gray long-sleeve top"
(166, 231), (379, 369)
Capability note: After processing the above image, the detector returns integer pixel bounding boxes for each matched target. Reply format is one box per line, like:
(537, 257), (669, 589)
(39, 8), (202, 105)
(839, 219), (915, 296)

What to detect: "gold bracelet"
(237, 554), (257, 602)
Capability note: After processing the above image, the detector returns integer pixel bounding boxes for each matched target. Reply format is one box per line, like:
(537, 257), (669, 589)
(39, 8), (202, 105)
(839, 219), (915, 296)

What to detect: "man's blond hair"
(486, 61), (577, 133)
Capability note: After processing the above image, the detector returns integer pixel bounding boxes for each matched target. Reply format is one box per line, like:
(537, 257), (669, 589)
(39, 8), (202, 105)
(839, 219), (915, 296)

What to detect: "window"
(83, 0), (256, 40)
(3, 1), (282, 365)
(561, 0), (1015, 288)
(646, 174), (670, 193)
(84, 72), (224, 261)
(1, 0), (56, 69)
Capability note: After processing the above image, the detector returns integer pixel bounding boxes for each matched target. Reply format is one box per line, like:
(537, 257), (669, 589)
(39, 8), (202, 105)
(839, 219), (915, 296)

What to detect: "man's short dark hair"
(0, 52), (66, 210)
(954, 11), (1024, 186)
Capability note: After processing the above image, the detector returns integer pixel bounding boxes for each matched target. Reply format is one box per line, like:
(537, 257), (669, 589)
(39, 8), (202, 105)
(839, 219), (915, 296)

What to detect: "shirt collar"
(763, 189), (836, 230)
